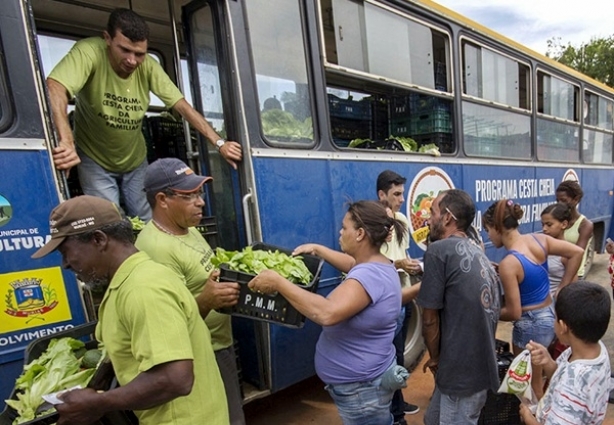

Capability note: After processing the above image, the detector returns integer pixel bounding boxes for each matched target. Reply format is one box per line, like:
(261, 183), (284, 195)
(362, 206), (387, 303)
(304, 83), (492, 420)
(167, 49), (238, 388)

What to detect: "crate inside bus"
(328, 91), (454, 153)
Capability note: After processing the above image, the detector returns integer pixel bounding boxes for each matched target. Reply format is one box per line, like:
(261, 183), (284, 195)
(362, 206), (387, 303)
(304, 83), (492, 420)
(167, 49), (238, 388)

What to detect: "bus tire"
(403, 300), (426, 372)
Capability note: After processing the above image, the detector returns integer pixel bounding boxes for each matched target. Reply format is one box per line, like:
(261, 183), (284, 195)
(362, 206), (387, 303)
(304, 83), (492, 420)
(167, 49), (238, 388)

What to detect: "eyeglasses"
(445, 207), (458, 221)
(170, 189), (205, 202)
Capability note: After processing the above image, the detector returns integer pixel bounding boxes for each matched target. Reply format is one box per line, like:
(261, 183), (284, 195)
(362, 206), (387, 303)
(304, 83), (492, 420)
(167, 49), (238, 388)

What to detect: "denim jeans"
(424, 385), (487, 425)
(512, 305), (555, 348)
(77, 150), (151, 221)
(325, 373), (394, 425)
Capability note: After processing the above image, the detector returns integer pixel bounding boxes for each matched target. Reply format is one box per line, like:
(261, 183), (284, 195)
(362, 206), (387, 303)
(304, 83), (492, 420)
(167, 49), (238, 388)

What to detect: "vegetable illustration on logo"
(5, 278), (58, 323)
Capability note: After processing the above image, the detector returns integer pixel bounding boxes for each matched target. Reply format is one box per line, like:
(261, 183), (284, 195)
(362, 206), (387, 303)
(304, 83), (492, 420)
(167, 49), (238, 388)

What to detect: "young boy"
(519, 281), (611, 425)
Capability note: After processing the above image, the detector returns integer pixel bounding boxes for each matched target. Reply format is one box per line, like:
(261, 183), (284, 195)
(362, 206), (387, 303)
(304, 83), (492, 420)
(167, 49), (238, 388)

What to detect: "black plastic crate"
(0, 322), (137, 425)
(330, 116), (372, 142)
(478, 349), (521, 425)
(218, 242), (324, 328)
(412, 132), (455, 154)
(195, 216), (219, 250)
(328, 94), (372, 120)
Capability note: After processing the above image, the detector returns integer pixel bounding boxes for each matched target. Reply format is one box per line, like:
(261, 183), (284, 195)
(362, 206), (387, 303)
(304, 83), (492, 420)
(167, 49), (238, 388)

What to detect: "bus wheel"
(403, 300), (426, 372)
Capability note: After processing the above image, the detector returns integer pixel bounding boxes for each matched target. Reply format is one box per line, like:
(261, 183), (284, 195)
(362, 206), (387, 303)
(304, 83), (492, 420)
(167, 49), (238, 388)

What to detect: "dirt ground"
(244, 253), (614, 424)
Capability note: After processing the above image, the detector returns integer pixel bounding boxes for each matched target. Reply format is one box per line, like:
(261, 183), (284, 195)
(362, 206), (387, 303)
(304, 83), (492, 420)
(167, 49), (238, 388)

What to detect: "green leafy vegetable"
(129, 216), (145, 231)
(212, 247), (313, 285)
(5, 338), (97, 424)
(418, 143), (441, 156)
(391, 136), (418, 152)
(261, 109), (313, 140)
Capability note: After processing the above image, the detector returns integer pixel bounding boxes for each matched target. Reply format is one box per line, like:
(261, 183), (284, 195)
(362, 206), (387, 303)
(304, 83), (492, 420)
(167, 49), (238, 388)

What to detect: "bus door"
(0, 0), (87, 407)
(183, 0), (330, 399)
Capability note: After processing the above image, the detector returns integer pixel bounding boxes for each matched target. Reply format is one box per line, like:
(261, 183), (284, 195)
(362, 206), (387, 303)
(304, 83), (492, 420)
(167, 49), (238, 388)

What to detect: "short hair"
(107, 8), (149, 42)
(69, 220), (135, 245)
(346, 200), (406, 250)
(145, 188), (175, 209)
(555, 281), (610, 343)
(556, 180), (584, 202)
(482, 199), (523, 232)
(437, 189), (475, 232)
(376, 170), (406, 194)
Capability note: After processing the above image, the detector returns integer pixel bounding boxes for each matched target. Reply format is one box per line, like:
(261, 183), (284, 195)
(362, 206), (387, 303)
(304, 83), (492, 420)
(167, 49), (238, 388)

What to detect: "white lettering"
(0, 325), (74, 347)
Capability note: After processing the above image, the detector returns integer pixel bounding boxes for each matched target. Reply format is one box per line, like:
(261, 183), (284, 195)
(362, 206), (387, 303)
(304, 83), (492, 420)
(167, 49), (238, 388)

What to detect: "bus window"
(321, 0), (450, 92)
(536, 71), (580, 162)
(462, 101), (531, 159)
(583, 129), (613, 164)
(245, 0), (314, 145)
(584, 91), (613, 131)
(583, 91), (614, 164)
(462, 41), (530, 110)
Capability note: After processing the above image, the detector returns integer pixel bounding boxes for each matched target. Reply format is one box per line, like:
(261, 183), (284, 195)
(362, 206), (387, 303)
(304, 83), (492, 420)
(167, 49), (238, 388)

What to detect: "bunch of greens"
(5, 338), (97, 424)
(129, 216), (145, 231)
(418, 143), (441, 156)
(261, 109), (313, 140)
(212, 247), (313, 285)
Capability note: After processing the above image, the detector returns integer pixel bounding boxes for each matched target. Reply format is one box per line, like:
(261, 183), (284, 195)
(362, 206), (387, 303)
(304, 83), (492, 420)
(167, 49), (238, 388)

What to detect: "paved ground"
(244, 253), (614, 424)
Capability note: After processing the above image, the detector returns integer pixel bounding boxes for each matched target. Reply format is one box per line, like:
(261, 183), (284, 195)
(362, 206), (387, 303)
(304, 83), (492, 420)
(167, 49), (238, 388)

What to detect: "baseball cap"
(144, 158), (212, 194)
(32, 195), (124, 259)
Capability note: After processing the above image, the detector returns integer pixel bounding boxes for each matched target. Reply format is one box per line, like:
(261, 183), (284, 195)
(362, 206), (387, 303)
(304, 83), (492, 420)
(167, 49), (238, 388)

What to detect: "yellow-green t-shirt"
(95, 251), (229, 425)
(135, 222), (233, 351)
(48, 37), (184, 172)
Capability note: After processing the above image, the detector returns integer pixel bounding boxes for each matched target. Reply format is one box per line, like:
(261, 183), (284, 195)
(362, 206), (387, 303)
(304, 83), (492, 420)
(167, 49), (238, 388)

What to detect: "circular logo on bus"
(0, 194), (13, 228)
(562, 169), (579, 182)
(406, 167), (454, 250)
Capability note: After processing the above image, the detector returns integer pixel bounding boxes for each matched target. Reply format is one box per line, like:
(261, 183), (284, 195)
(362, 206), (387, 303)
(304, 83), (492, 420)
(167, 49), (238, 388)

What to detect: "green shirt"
(95, 251), (229, 425)
(49, 37), (184, 172)
(135, 222), (233, 351)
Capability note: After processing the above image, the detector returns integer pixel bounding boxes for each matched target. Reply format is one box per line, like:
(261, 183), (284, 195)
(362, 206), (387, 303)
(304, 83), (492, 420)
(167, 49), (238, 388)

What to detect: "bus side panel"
(0, 152), (87, 404)
(579, 168), (614, 248)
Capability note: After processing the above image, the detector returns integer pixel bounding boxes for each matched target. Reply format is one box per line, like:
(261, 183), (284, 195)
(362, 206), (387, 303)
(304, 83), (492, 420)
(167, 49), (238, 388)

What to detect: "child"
(540, 203), (574, 298)
(519, 281), (611, 425)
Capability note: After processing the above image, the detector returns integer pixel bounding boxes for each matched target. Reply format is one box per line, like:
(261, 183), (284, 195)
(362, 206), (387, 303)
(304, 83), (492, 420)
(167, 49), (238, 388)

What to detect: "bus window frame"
(535, 67), (580, 124)
(317, 0), (454, 96)
(0, 43), (13, 133)
(583, 88), (614, 133)
(459, 35), (532, 114)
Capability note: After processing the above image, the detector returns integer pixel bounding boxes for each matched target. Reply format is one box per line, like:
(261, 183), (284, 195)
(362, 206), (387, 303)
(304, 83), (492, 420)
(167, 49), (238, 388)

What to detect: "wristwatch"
(215, 139), (226, 150)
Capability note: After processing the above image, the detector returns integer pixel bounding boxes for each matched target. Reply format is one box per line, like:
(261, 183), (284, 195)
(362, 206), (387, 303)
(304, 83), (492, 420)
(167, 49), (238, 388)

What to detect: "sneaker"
(393, 420), (408, 425)
(403, 402), (420, 415)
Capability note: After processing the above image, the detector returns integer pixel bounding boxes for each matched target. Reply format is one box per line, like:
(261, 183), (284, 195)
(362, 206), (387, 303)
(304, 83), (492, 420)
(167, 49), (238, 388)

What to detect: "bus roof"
(411, 0), (614, 95)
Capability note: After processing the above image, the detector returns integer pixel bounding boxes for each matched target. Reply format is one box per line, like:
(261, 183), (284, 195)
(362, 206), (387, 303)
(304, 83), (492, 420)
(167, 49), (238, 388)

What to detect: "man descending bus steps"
(47, 8), (242, 221)
(31, 195), (229, 425)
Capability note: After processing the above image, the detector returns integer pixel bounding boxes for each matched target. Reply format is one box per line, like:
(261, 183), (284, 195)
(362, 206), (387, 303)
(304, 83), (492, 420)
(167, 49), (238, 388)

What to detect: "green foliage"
(261, 109), (314, 140)
(547, 35), (614, 88)
(6, 338), (96, 423)
(212, 247), (313, 285)
(129, 216), (146, 231)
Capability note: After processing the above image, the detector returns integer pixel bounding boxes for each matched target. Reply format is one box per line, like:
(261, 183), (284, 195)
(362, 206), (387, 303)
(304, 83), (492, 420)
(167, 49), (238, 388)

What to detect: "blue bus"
(1, 0), (613, 407)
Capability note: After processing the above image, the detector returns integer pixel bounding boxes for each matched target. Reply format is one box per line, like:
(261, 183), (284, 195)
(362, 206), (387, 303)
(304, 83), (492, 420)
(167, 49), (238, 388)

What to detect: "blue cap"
(144, 158), (212, 193)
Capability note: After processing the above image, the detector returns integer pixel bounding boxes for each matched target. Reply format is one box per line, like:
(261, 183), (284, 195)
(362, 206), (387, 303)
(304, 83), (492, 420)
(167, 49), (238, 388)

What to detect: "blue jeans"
(512, 305), (555, 348)
(424, 385), (487, 425)
(325, 374), (394, 425)
(77, 150), (151, 221)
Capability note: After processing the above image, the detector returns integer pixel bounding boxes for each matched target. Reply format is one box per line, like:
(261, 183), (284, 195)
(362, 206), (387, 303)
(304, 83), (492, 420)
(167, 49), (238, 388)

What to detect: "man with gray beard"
(31, 195), (228, 425)
(417, 189), (501, 425)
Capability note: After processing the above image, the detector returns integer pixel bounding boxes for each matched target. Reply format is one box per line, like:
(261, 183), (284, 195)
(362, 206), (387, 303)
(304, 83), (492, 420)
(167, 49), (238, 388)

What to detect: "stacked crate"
(408, 93), (454, 153)
(146, 116), (188, 162)
(328, 94), (372, 146)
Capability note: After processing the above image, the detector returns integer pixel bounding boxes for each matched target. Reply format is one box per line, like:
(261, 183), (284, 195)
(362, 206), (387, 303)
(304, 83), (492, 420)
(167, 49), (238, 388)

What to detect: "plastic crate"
(147, 116), (188, 162)
(478, 349), (521, 425)
(390, 118), (411, 137)
(410, 111), (452, 135)
(390, 95), (410, 119)
(408, 93), (451, 115)
(0, 322), (137, 425)
(330, 116), (372, 142)
(218, 242), (324, 328)
(195, 216), (219, 250)
(412, 132), (455, 154)
(328, 94), (372, 120)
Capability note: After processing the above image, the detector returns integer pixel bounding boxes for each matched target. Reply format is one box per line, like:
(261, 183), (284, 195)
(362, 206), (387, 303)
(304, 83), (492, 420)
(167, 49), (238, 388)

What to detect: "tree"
(546, 36), (614, 88)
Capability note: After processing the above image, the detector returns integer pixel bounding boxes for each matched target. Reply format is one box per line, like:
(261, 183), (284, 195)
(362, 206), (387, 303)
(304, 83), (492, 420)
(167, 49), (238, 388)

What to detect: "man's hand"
(395, 258), (422, 275)
(197, 270), (241, 312)
(219, 141), (242, 170)
(56, 387), (104, 425)
(52, 141), (81, 174)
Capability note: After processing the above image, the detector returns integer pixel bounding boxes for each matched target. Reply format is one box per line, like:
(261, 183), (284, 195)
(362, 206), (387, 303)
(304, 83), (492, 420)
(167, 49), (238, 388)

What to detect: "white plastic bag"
(498, 349), (538, 408)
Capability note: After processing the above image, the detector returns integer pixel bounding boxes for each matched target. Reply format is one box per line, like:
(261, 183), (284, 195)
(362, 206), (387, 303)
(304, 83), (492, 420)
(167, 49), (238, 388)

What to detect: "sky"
(432, 0), (613, 55)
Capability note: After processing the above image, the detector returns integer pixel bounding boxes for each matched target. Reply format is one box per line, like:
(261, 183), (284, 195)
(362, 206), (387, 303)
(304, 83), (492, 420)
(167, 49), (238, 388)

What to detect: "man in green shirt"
(47, 8), (242, 221)
(136, 158), (245, 425)
(31, 195), (229, 425)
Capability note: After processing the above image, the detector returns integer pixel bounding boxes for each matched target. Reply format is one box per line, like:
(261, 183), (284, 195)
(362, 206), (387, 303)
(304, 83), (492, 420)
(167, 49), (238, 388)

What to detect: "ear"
(377, 190), (386, 202)
(557, 318), (569, 335)
(561, 220), (569, 230)
(355, 227), (365, 242)
(92, 230), (110, 251)
(103, 30), (112, 45)
(156, 192), (170, 209)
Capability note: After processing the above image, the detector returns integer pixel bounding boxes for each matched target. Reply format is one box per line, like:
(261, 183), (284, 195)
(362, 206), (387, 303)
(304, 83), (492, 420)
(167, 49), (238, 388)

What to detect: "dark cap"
(144, 158), (212, 194)
(32, 195), (124, 259)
